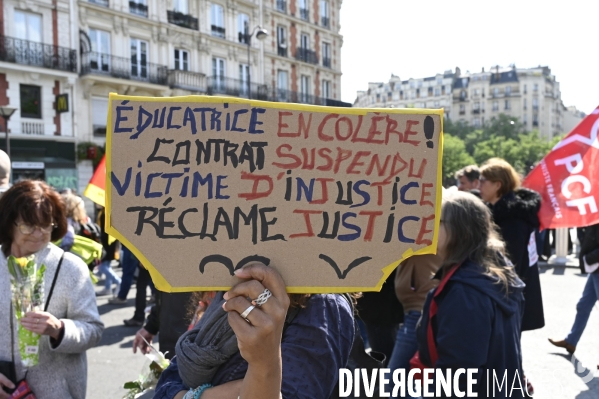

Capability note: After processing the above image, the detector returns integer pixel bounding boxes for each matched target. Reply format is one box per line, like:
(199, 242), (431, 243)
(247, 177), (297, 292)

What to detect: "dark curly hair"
(0, 180), (68, 256)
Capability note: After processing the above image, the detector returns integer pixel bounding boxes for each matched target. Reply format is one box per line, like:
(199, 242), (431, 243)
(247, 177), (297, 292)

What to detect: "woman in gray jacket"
(0, 181), (104, 399)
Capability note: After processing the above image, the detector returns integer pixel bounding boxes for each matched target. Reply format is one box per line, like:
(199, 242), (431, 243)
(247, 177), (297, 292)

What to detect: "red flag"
(523, 106), (599, 229)
(84, 155), (106, 207)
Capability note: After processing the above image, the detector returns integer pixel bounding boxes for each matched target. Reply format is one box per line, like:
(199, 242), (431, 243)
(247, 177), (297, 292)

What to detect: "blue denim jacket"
(155, 294), (354, 399)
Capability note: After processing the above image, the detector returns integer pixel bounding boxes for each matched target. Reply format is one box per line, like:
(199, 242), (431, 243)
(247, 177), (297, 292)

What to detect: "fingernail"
(223, 292), (229, 300)
(221, 301), (227, 311)
(234, 268), (244, 275)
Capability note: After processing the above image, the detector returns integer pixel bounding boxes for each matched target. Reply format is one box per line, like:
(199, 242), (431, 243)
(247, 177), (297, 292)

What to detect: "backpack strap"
(44, 252), (65, 312)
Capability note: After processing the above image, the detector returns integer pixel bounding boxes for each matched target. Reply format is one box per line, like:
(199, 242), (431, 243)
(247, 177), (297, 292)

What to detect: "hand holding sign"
(106, 94), (443, 292)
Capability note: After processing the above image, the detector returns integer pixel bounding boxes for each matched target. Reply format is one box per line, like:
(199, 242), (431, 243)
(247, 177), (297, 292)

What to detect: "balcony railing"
(168, 69), (207, 92)
(80, 52), (168, 85)
(238, 32), (249, 44)
(129, 1), (148, 17)
(321, 16), (330, 28)
(22, 121), (45, 135)
(167, 10), (199, 30)
(89, 0), (109, 6)
(207, 76), (268, 100)
(299, 8), (309, 21)
(212, 25), (226, 39)
(277, 45), (287, 57)
(266, 88), (326, 106)
(295, 47), (318, 64)
(472, 109), (480, 114)
(323, 57), (331, 68)
(0, 36), (77, 72)
(276, 0), (287, 13)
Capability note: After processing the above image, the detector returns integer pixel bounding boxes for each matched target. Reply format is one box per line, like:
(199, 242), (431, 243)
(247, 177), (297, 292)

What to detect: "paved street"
(87, 263), (599, 399)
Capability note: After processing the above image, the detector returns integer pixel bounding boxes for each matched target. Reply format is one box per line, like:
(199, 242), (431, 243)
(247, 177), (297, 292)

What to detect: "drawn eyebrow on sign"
(318, 254), (372, 279)
(199, 254), (272, 276)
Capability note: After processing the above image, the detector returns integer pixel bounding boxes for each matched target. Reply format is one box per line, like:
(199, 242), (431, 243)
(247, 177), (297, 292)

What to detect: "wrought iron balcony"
(80, 52), (168, 86)
(207, 76), (268, 100)
(238, 32), (249, 44)
(277, 45), (287, 57)
(295, 47), (318, 64)
(321, 16), (330, 28)
(167, 10), (199, 30)
(129, 1), (148, 17)
(299, 8), (309, 21)
(212, 25), (226, 39)
(0, 36), (77, 72)
(323, 57), (331, 68)
(276, 0), (287, 12)
(89, 0), (109, 6)
(267, 88), (326, 106)
(168, 70), (207, 92)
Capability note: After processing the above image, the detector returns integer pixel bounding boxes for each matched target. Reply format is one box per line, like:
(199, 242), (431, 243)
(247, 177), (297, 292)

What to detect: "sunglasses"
(15, 222), (56, 235)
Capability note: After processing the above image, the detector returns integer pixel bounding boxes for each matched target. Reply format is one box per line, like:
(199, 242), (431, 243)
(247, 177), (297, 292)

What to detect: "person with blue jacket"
(416, 191), (529, 398)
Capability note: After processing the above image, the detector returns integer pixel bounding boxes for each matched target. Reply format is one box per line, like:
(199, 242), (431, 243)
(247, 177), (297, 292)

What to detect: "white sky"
(339, 0), (599, 114)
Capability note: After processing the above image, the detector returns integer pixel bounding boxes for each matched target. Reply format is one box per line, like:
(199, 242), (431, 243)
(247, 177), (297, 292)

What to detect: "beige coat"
(394, 254), (443, 313)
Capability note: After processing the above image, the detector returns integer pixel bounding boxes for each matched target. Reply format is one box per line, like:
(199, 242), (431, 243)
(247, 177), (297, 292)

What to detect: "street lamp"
(245, 25), (268, 99)
(0, 106), (17, 158)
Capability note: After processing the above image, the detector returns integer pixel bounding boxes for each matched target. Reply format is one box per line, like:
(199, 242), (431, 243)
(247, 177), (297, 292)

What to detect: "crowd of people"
(1, 142), (598, 399)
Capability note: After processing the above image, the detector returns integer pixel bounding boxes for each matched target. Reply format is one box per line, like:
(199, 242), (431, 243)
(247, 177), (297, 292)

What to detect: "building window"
(505, 86), (512, 96)
(299, 0), (309, 21)
(523, 84), (527, 94)
(276, 0), (287, 13)
(277, 70), (288, 101)
(237, 13), (249, 43)
(459, 104), (465, 115)
(174, 49), (189, 71)
(492, 101), (498, 111)
(130, 0), (148, 17)
(173, 0), (188, 13)
(20, 85), (41, 119)
(15, 10), (42, 42)
(322, 42), (331, 68)
(523, 113), (528, 124)
(532, 98), (538, 110)
(300, 33), (310, 50)
(239, 63), (249, 96)
(493, 87), (499, 97)
(504, 100), (510, 110)
(300, 75), (310, 103)
(533, 83), (538, 92)
(320, 0), (330, 28)
(436, 77), (443, 85)
(523, 98), (527, 110)
(92, 97), (108, 136)
(277, 25), (287, 57)
(130, 39), (148, 78)
(473, 118), (480, 127)
(211, 4), (225, 38)
(434, 88), (440, 96)
(88, 28), (111, 71)
(322, 80), (331, 99)
(212, 57), (226, 90)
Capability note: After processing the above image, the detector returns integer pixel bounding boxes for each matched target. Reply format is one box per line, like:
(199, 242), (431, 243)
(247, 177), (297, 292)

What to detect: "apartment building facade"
(355, 65), (582, 140)
(0, 0), (79, 189)
(1, 0), (344, 194)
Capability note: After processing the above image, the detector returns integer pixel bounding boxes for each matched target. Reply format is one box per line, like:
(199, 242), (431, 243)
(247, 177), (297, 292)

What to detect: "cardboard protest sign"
(105, 94), (443, 293)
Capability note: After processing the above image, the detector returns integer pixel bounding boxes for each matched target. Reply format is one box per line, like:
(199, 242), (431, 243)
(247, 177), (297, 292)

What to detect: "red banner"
(83, 155), (106, 207)
(523, 106), (599, 229)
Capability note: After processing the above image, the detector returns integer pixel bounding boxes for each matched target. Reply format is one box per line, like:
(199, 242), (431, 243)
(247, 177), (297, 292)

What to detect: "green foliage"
(76, 142), (105, 168)
(443, 114), (558, 182)
(442, 134), (476, 186)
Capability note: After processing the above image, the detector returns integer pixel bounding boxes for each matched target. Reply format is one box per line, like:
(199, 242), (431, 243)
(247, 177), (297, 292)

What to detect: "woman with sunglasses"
(479, 158), (545, 332)
(0, 180), (104, 399)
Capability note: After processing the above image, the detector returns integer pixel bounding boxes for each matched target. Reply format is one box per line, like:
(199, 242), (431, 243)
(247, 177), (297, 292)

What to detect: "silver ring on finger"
(239, 304), (255, 322)
(253, 289), (272, 307)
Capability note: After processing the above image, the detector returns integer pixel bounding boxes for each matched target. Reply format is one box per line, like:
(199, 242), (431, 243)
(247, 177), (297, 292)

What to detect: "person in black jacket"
(132, 291), (193, 359)
(480, 158), (545, 332)
(549, 222), (599, 355)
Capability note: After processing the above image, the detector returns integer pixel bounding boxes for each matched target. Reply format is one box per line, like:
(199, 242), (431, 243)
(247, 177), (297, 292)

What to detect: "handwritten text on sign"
(107, 95), (442, 292)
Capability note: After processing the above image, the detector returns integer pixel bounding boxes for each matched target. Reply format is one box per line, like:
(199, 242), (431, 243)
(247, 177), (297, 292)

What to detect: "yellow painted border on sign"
(105, 93), (444, 293)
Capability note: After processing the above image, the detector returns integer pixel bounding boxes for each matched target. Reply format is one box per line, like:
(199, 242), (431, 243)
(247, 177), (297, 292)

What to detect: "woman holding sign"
(415, 191), (527, 398)
(154, 264), (355, 399)
(479, 158), (545, 332)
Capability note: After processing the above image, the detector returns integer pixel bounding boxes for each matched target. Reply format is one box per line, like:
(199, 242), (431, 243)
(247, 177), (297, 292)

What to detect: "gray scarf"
(175, 292), (239, 388)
